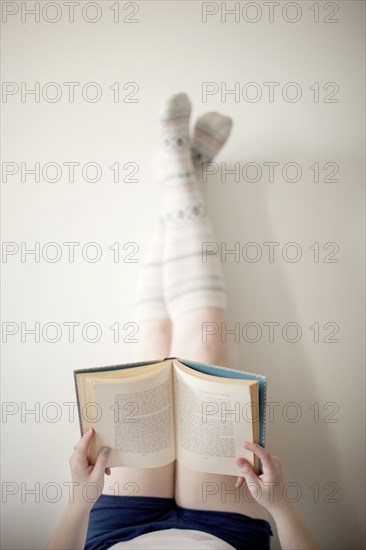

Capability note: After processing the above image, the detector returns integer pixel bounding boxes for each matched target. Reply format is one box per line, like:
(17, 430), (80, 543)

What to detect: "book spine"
(73, 371), (83, 437)
(178, 356), (267, 380)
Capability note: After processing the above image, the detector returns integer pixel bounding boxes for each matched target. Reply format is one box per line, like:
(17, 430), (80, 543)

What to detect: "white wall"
(1, 1), (365, 548)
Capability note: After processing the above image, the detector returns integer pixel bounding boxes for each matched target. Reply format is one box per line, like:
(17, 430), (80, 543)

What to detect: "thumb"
(236, 458), (260, 492)
(92, 447), (111, 480)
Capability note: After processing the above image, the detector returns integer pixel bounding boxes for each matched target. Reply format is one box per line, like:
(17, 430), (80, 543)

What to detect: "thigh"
(108, 320), (173, 499)
(170, 307), (228, 366)
(174, 462), (270, 522)
(134, 319), (171, 361)
(102, 461), (175, 498)
(172, 309), (267, 517)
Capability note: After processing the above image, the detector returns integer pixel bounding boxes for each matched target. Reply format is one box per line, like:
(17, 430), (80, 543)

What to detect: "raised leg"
(104, 94), (235, 501)
(155, 96), (269, 520)
(173, 311), (269, 520)
(171, 307), (228, 365)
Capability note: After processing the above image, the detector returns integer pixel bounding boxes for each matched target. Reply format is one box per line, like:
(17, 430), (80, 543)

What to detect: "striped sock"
(133, 96), (232, 322)
(133, 216), (168, 321)
(191, 111), (233, 178)
(158, 93), (229, 320)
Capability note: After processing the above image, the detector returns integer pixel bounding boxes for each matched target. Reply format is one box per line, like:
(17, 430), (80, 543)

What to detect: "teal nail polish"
(103, 448), (110, 456)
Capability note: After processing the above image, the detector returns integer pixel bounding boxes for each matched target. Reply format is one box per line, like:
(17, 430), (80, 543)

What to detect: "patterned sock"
(133, 215), (168, 322)
(157, 93), (229, 320)
(133, 98), (233, 322)
(191, 111), (233, 179)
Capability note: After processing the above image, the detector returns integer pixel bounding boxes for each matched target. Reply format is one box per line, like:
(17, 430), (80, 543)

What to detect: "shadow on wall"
(201, 163), (349, 549)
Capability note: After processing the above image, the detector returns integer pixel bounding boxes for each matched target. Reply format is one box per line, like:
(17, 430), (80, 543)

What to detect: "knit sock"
(133, 98), (232, 322)
(157, 93), (228, 320)
(133, 215), (168, 322)
(191, 111), (233, 179)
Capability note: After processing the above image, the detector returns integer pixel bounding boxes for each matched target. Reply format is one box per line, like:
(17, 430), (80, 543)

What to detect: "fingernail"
(237, 458), (245, 466)
(103, 448), (110, 456)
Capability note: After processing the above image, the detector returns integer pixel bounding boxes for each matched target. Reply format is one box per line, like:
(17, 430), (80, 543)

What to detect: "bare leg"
(134, 318), (171, 361)
(102, 320), (174, 497)
(172, 327), (269, 520)
(170, 307), (228, 366)
(102, 462), (175, 498)
(172, 309), (269, 521)
(175, 462), (270, 520)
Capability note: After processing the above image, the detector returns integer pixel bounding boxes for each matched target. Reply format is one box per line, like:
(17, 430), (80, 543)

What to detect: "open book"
(74, 357), (267, 476)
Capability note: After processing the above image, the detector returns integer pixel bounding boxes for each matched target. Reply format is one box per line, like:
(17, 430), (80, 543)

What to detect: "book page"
(173, 361), (257, 475)
(92, 361), (175, 468)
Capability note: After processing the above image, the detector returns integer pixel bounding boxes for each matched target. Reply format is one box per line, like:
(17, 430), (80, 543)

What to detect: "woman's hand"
(68, 427), (111, 510)
(46, 429), (111, 550)
(235, 441), (287, 514)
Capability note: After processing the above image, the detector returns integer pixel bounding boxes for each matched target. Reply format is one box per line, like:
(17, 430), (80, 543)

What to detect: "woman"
(47, 94), (319, 550)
